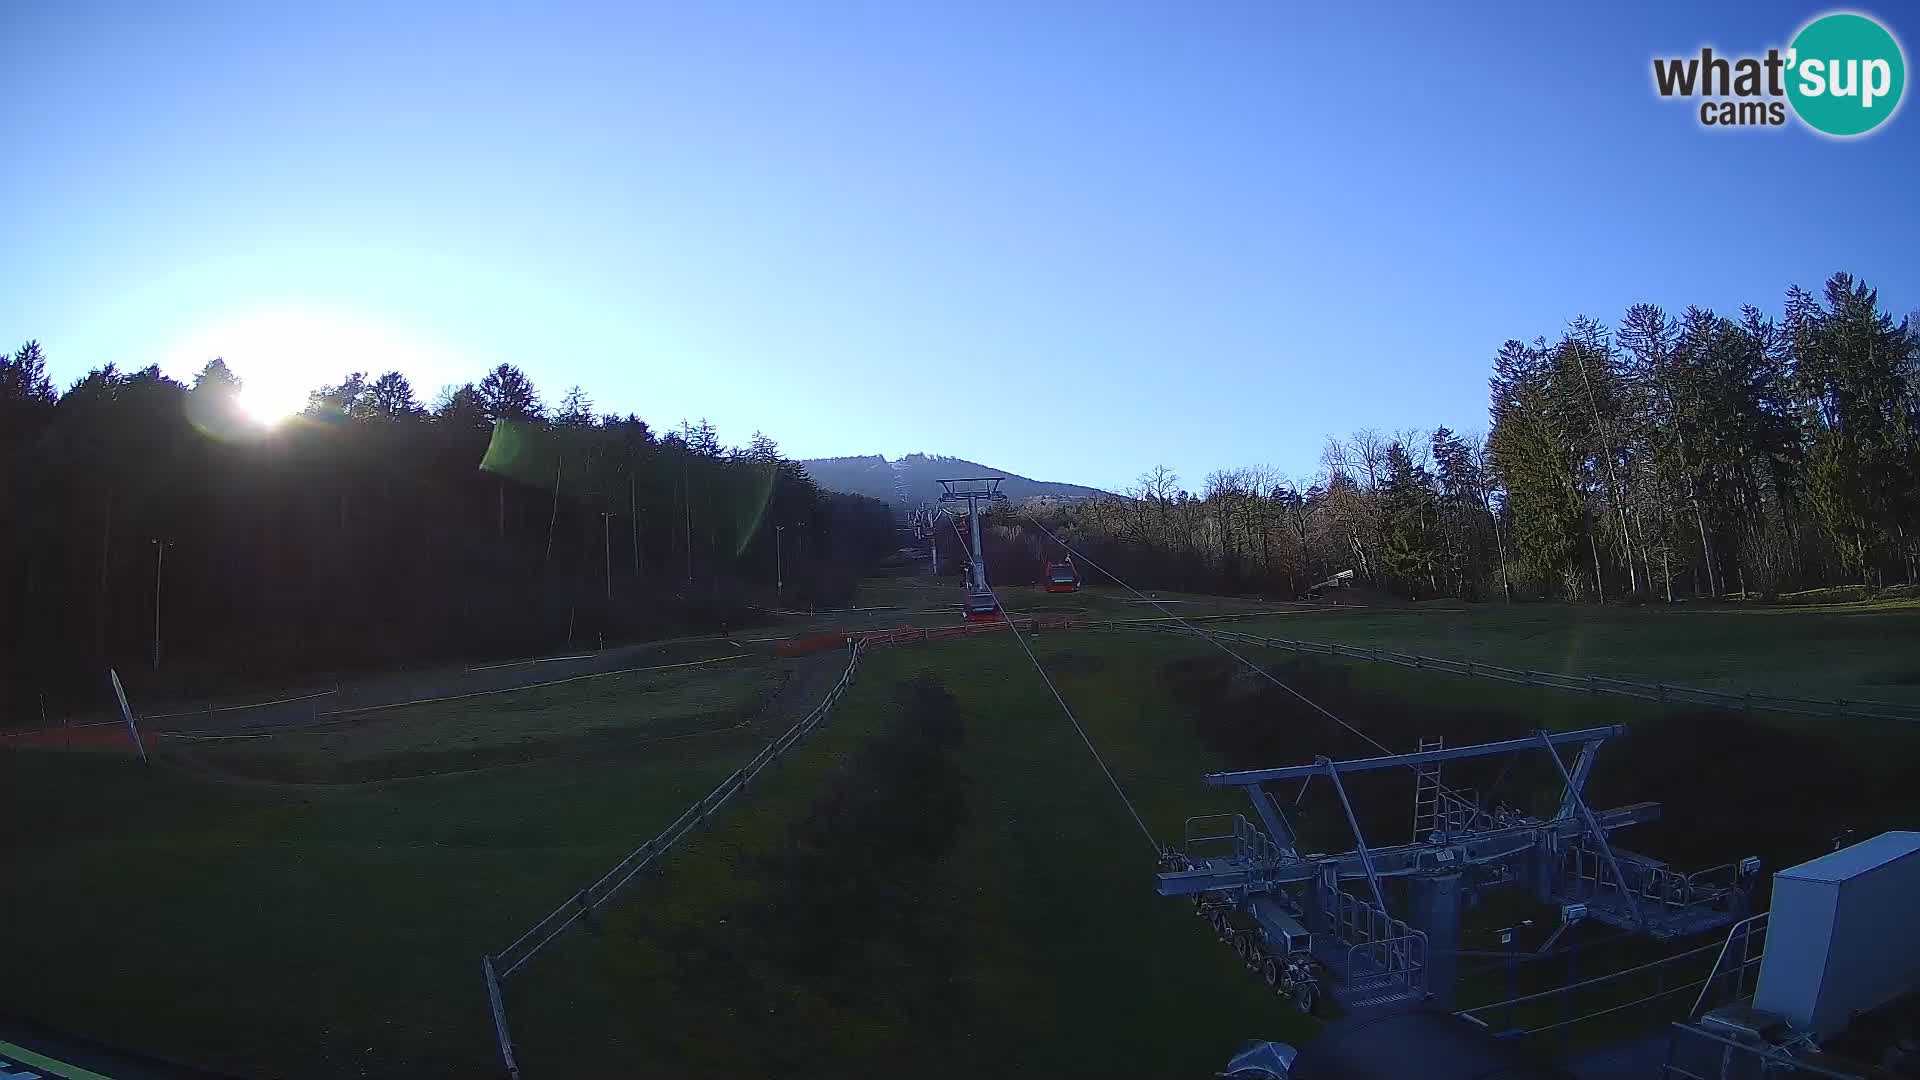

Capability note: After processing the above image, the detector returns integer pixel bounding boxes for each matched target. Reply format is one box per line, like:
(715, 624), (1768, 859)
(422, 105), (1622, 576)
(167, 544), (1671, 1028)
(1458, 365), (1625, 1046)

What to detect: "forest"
(0, 354), (894, 718)
(5, 272), (1913, 716)
(992, 274), (1919, 604)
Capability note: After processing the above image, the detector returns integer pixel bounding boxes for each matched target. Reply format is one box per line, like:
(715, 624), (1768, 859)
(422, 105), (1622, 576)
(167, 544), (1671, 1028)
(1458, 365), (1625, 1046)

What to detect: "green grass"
(0, 660), (810, 1078)
(507, 637), (1290, 1078)
(506, 622), (1920, 1074)
(191, 660), (780, 782)
(6, 587), (1920, 1077)
(1228, 600), (1920, 705)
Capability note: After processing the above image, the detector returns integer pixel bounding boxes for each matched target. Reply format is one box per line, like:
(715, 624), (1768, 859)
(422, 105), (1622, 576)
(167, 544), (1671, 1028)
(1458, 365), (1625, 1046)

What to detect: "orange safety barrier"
(769, 614), (1081, 657)
(773, 630), (854, 658)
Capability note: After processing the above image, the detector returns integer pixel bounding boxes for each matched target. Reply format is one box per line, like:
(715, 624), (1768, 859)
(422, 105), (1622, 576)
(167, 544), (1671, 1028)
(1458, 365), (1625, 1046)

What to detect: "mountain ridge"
(800, 452), (1113, 508)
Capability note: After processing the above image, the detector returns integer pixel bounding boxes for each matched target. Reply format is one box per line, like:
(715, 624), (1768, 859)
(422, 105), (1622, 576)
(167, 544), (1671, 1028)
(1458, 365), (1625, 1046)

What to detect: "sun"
(165, 306), (456, 428)
(236, 380), (308, 426)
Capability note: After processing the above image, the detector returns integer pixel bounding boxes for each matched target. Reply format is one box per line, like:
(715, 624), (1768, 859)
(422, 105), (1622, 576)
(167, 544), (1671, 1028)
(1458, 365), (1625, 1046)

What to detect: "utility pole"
(602, 513), (612, 599)
(629, 472), (639, 577)
(775, 525), (785, 597)
(543, 454), (564, 570)
(151, 539), (172, 671)
(684, 459), (693, 585)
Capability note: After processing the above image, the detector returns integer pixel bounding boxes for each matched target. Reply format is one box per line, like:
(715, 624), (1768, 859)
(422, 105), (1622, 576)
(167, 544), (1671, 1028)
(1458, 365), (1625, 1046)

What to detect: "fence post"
(483, 955), (521, 1080)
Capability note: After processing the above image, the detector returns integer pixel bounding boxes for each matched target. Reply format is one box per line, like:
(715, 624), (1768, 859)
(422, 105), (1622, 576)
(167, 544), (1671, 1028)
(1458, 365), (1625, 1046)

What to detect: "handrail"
(1690, 912), (1769, 1019)
(1661, 1022), (1864, 1080)
(1460, 937), (1723, 1018)
(1348, 931), (1427, 988)
(491, 638), (869, 979)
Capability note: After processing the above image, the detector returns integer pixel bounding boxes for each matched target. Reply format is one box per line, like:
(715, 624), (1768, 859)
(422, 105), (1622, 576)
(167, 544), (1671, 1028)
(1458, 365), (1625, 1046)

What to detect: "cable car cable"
(1021, 514), (1481, 800)
(948, 515), (1160, 852)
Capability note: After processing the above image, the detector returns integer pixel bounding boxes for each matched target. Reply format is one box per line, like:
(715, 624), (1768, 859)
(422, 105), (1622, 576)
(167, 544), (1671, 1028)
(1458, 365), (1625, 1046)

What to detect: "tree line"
(990, 273), (1919, 604)
(0, 351), (895, 717)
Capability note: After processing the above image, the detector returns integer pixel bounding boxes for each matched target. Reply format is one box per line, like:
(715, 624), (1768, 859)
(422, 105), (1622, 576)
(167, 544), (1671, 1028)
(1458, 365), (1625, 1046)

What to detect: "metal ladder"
(1412, 736), (1444, 839)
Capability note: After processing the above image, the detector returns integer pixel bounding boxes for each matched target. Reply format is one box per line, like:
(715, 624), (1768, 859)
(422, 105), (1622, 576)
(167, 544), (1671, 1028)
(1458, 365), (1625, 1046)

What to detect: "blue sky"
(4, 0), (1915, 493)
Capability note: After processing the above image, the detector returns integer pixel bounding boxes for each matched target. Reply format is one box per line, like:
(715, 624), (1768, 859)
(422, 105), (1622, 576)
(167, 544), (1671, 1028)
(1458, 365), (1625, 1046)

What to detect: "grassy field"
(1225, 598), (1920, 705)
(4, 583), (1920, 1077)
(0, 656), (825, 1078)
(184, 658), (780, 783)
(506, 636), (1289, 1078)
(503, 609), (1920, 1074)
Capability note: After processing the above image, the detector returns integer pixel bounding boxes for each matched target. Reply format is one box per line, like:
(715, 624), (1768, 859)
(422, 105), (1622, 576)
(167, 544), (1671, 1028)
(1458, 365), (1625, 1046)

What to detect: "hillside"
(800, 453), (1112, 509)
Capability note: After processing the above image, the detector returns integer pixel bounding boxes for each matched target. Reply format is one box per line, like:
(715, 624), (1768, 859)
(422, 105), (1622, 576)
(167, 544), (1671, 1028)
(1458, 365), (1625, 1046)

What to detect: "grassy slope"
(1230, 601), (1920, 703)
(194, 661), (779, 782)
(0, 662), (806, 1078)
(6, 587), (1920, 1077)
(851, 576), (1920, 706)
(511, 616), (1920, 1075)
(509, 636), (1290, 1078)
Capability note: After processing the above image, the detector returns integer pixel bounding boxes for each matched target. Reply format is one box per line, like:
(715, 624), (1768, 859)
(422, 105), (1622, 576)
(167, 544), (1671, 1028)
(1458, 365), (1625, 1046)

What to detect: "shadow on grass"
(639, 674), (974, 1070)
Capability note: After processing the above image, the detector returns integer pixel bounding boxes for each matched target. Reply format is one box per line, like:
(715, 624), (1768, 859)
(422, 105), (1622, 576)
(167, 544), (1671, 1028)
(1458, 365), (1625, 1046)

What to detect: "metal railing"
(1182, 813), (1286, 866)
(1660, 1022), (1865, 1079)
(1457, 935), (1736, 1040)
(481, 638), (869, 1076)
(1326, 886), (1427, 999)
(1561, 844), (1697, 909)
(1348, 932), (1428, 1000)
(1691, 914), (1769, 1019)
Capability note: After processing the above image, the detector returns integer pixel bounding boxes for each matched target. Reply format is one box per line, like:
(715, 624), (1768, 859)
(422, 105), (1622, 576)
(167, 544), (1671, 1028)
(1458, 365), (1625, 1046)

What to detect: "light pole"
(151, 539), (172, 671)
(601, 512), (612, 600)
(775, 525), (785, 597)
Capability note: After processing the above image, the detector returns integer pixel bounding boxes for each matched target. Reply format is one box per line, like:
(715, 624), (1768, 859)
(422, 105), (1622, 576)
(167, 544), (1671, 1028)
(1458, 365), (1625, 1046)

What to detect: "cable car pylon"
(909, 503), (942, 574)
(936, 477), (1006, 621)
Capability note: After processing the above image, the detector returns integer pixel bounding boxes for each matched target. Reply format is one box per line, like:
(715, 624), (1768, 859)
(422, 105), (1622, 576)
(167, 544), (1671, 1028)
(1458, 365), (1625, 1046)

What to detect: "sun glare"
(165, 307), (455, 429)
(236, 383), (305, 426)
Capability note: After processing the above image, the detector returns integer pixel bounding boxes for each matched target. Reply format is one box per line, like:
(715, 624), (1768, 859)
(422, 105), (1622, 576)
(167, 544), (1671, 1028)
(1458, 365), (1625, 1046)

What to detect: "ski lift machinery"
(936, 477), (1006, 621)
(1157, 727), (1763, 1014)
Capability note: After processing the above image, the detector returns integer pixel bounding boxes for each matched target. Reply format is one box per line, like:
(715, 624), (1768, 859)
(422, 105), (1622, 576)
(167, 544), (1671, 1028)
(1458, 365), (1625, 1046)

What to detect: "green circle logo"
(1787, 12), (1906, 136)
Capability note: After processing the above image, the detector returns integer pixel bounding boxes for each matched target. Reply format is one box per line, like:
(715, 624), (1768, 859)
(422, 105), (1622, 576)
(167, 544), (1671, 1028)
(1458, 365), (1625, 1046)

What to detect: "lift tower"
(909, 503), (941, 574)
(937, 477), (1007, 621)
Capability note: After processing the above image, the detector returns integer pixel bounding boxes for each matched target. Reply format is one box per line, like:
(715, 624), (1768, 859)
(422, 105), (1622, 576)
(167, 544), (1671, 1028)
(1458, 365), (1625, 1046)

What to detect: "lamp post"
(602, 512), (612, 600)
(151, 539), (173, 671)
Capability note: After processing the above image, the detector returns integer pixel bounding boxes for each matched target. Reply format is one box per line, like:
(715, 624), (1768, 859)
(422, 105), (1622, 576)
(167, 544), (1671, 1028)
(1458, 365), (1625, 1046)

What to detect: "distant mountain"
(800, 453), (1113, 510)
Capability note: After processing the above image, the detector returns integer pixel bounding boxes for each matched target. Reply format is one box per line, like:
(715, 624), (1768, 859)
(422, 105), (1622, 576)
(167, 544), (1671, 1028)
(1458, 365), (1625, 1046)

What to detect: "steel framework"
(937, 477), (1007, 620)
(1156, 726), (1761, 1012)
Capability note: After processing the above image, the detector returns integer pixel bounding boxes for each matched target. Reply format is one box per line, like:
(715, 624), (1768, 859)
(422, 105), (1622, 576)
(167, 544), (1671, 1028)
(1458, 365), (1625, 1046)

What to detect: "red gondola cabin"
(962, 589), (1000, 621)
(1043, 559), (1081, 593)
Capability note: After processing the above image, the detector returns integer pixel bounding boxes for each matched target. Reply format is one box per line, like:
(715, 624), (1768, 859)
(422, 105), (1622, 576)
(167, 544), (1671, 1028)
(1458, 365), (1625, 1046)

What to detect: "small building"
(1755, 831), (1920, 1040)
